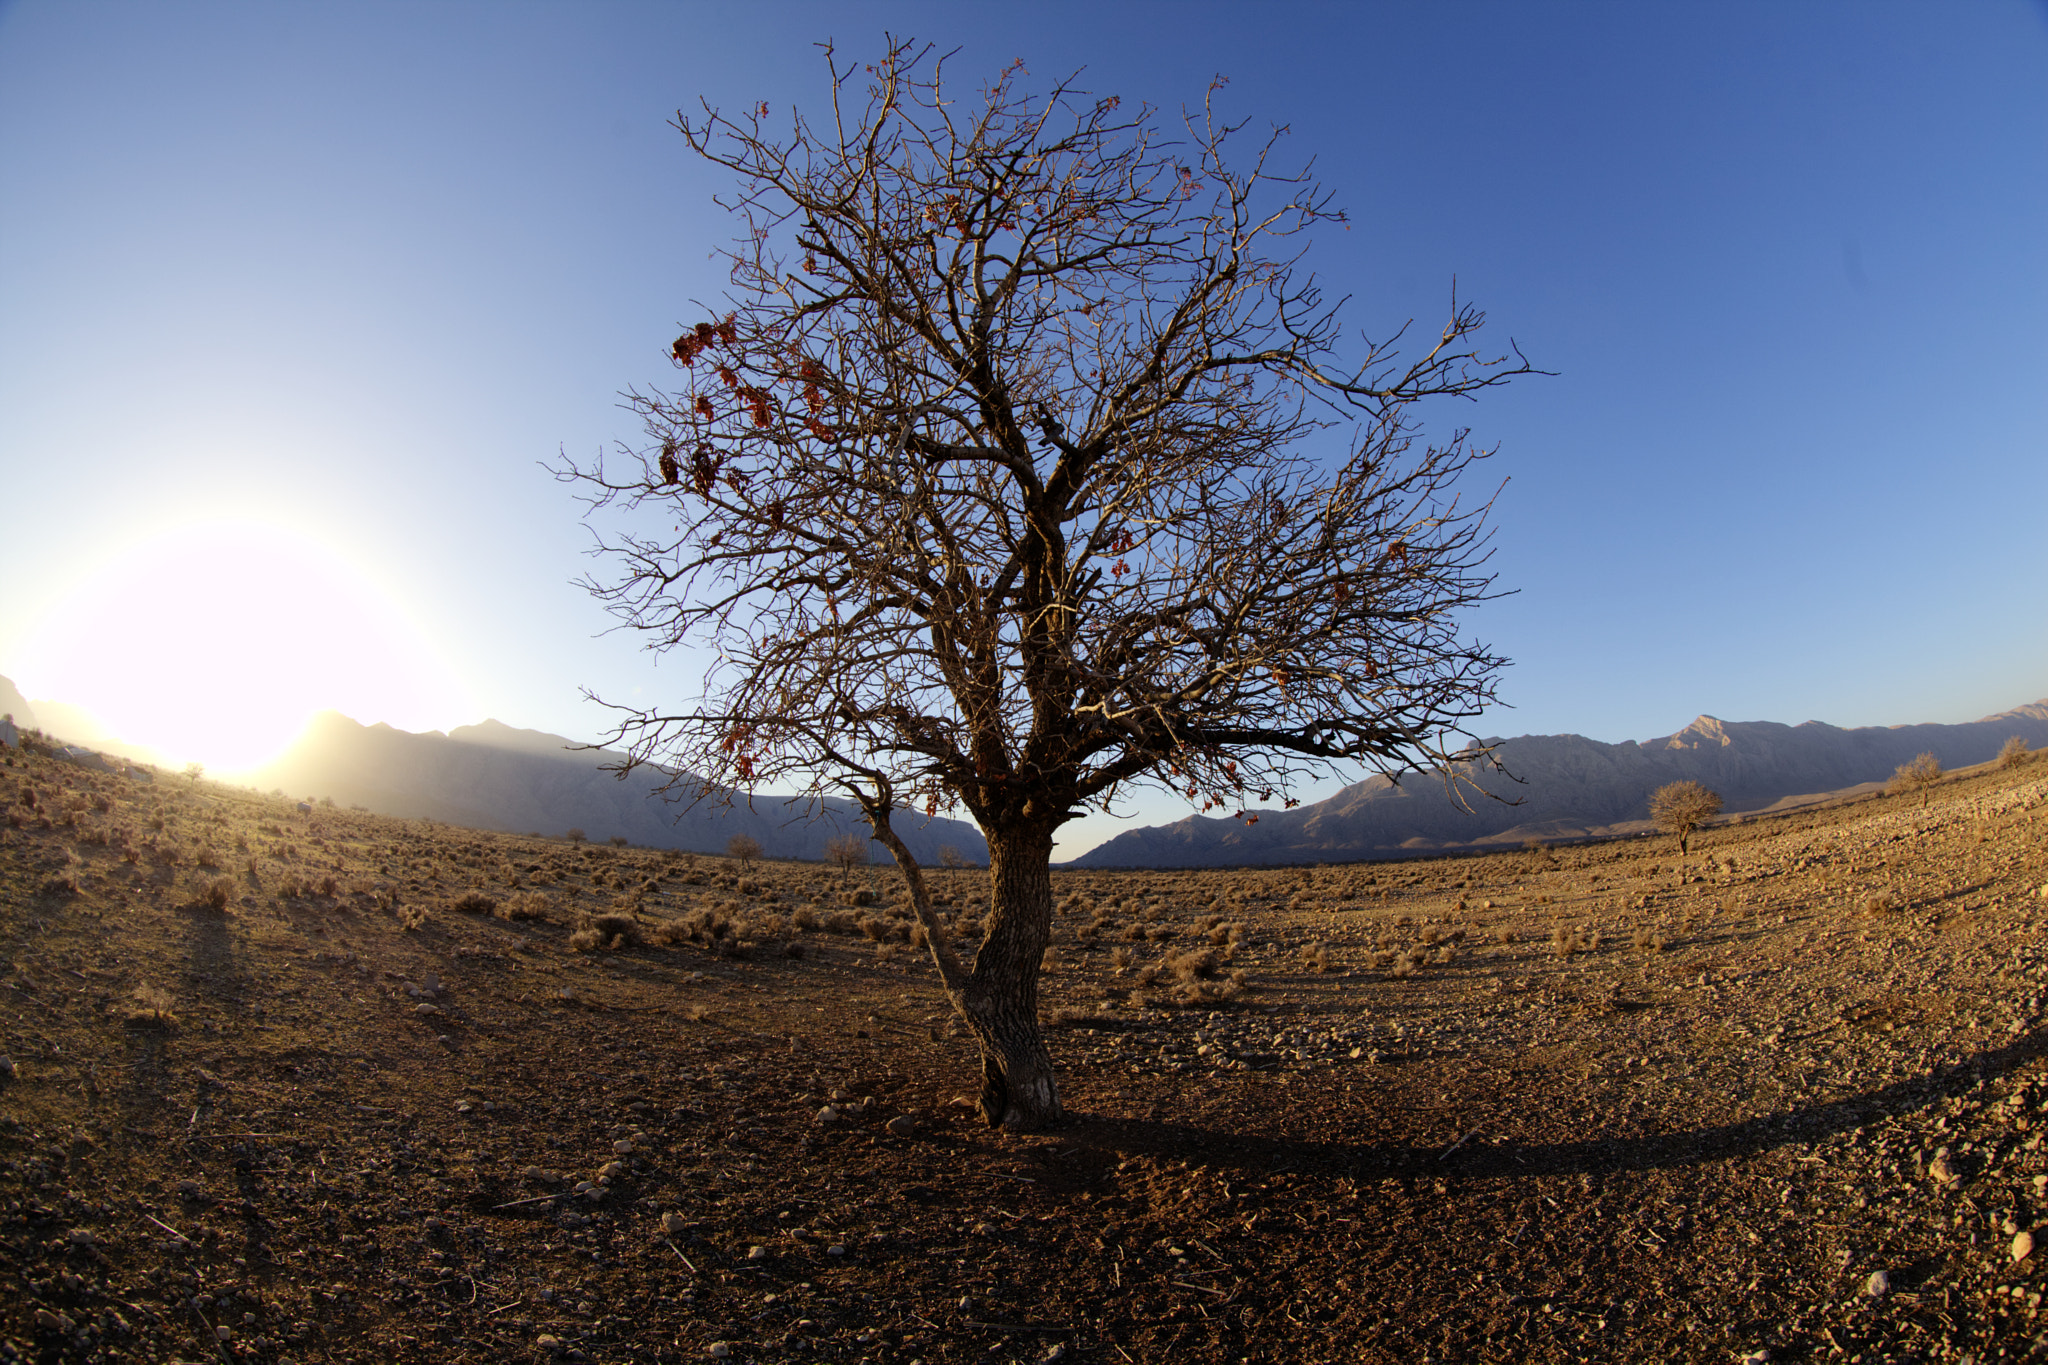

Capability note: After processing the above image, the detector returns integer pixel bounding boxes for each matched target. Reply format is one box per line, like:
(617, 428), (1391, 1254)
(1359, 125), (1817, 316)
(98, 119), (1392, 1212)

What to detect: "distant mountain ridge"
(1071, 700), (2048, 868)
(245, 710), (987, 865)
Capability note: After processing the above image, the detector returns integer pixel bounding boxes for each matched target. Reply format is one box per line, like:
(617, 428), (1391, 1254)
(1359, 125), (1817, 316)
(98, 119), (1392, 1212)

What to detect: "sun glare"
(14, 521), (472, 774)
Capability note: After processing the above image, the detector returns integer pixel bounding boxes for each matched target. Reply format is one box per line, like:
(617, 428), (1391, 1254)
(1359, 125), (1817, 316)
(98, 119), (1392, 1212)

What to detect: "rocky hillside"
(0, 673), (36, 730)
(1074, 700), (2048, 867)
(244, 710), (986, 865)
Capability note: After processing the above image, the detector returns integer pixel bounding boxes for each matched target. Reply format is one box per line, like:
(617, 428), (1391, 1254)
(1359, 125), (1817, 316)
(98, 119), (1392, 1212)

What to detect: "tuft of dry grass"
(123, 984), (177, 1029)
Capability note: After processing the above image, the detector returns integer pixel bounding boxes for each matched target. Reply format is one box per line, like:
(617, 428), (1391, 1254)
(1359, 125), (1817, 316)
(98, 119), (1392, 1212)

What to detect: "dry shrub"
(1888, 752), (1944, 807)
(781, 939), (806, 959)
(1167, 947), (1219, 982)
(792, 905), (822, 932)
(198, 878), (233, 912)
(1117, 922), (1147, 942)
(574, 911), (643, 951)
(451, 890), (498, 915)
(1167, 970), (1249, 1008)
(1300, 942), (1333, 973)
(1111, 945), (1136, 972)
(1551, 923), (1599, 956)
(841, 888), (879, 907)
(124, 984), (177, 1029)
(1998, 735), (2032, 769)
(497, 890), (551, 922)
(399, 904), (429, 932)
(194, 844), (223, 870)
(858, 915), (888, 942)
(1206, 921), (1244, 946)
(825, 909), (860, 935)
(1632, 927), (1668, 952)
(874, 941), (905, 963)
(1862, 890), (1903, 915)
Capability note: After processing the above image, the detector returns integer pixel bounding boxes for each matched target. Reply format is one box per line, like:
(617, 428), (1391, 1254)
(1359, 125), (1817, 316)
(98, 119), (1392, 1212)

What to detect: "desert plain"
(2, 746), (2046, 1364)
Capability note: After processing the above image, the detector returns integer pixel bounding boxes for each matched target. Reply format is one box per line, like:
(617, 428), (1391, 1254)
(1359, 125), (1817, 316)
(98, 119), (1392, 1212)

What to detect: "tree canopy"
(562, 40), (1536, 1127)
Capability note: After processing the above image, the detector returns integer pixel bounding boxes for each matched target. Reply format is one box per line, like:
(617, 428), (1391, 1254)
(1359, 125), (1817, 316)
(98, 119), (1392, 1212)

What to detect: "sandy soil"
(3, 745), (2046, 1364)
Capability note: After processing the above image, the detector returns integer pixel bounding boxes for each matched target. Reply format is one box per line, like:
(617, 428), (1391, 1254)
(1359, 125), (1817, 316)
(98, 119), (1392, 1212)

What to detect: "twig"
(1172, 1280), (1228, 1297)
(962, 1320), (1071, 1333)
(662, 1236), (697, 1273)
(491, 1194), (562, 1210)
(1438, 1128), (1481, 1160)
(142, 1212), (191, 1244)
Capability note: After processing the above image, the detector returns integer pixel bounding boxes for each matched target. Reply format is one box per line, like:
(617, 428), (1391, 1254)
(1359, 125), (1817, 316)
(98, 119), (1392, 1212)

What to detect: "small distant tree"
(1889, 752), (1943, 807)
(726, 832), (763, 870)
(1648, 780), (1722, 855)
(566, 827), (587, 844)
(1998, 735), (2032, 769)
(609, 835), (629, 847)
(183, 762), (204, 785)
(824, 831), (868, 885)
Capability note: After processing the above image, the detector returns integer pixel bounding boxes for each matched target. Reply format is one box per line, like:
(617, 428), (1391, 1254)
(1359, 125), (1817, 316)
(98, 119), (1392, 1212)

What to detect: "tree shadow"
(177, 900), (249, 1013)
(1055, 1025), (2047, 1183)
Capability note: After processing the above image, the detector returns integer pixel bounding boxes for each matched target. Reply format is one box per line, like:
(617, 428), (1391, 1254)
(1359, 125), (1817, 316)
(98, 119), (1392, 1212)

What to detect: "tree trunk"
(961, 824), (1062, 1130)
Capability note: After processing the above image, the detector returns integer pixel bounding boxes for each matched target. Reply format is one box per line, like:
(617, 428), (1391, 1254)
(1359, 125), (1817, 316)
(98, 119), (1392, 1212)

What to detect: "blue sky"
(1, 1), (2042, 856)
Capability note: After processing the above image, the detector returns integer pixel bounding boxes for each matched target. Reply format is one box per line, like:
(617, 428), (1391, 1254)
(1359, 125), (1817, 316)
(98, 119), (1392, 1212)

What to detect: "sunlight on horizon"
(14, 520), (474, 774)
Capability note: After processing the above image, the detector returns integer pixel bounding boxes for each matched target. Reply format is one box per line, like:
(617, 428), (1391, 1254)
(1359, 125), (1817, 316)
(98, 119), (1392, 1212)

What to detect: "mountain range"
(8, 670), (2041, 870)
(1070, 700), (2048, 867)
(241, 711), (988, 865)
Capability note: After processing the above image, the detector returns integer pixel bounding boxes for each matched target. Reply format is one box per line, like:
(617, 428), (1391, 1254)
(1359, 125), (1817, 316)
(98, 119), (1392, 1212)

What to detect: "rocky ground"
(3, 744), (2046, 1364)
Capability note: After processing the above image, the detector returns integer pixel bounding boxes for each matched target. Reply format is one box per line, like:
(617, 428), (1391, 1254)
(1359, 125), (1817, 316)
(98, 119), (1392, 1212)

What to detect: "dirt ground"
(3, 745), (2047, 1365)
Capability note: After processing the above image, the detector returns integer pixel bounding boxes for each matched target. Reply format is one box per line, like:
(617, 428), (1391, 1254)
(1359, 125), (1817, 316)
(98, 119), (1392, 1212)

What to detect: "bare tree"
(824, 830), (868, 885)
(726, 832), (763, 870)
(1648, 780), (1722, 855)
(561, 41), (1535, 1128)
(1998, 735), (2031, 769)
(1889, 752), (1943, 807)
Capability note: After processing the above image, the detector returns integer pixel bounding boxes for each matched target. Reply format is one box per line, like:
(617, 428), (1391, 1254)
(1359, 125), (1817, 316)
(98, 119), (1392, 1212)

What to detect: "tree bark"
(962, 824), (1062, 1130)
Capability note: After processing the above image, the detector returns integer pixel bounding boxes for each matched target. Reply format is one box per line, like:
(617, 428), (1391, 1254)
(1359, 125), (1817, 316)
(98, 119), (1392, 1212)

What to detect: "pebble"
(816, 1105), (841, 1124)
(1864, 1269), (1889, 1297)
(414, 1002), (441, 1016)
(746, 1244), (769, 1261)
(1928, 1150), (1958, 1185)
(535, 1335), (561, 1352)
(613, 1139), (634, 1155)
(826, 1244), (846, 1257)
(661, 1212), (689, 1235)
(707, 1342), (733, 1358)
(2014, 1230), (2036, 1262)
(885, 1114), (915, 1137)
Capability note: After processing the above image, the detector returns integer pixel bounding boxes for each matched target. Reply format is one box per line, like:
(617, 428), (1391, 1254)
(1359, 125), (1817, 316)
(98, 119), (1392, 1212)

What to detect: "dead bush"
(124, 984), (177, 1029)
(497, 891), (551, 922)
(1862, 890), (1903, 914)
(1888, 752), (1943, 807)
(1998, 735), (2032, 769)
(198, 878), (233, 912)
(1300, 942), (1333, 973)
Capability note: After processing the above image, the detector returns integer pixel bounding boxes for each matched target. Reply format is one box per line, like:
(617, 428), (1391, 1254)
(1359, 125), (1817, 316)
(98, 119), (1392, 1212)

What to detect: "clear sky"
(2, 1), (2043, 856)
